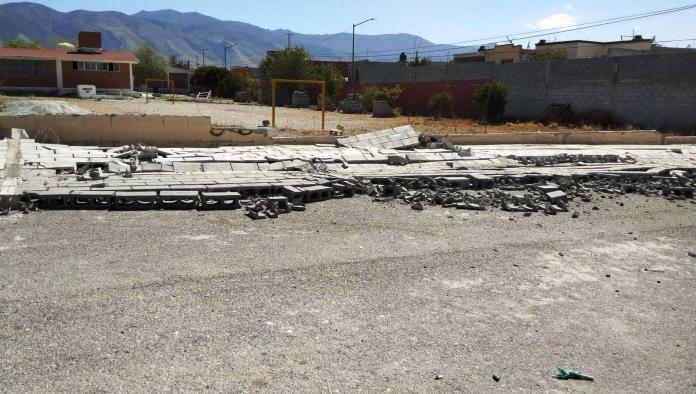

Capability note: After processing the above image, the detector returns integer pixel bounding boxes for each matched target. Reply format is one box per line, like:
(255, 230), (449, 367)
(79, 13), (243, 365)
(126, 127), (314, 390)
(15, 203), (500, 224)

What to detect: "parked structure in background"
(166, 65), (191, 92)
(453, 44), (531, 64)
(534, 35), (653, 59)
(452, 35), (691, 64)
(0, 31), (137, 94)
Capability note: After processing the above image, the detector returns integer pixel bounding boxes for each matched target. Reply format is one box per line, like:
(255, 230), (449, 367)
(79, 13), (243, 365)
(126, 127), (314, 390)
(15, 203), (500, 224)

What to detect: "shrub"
(215, 74), (246, 99)
(190, 66), (230, 94)
(428, 91), (453, 119)
(539, 105), (624, 129)
(473, 81), (508, 123)
(312, 63), (344, 99)
(360, 85), (403, 111)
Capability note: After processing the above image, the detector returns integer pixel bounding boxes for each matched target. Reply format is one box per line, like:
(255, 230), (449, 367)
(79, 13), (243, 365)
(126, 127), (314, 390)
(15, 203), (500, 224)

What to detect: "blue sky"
(3, 0), (696, 46)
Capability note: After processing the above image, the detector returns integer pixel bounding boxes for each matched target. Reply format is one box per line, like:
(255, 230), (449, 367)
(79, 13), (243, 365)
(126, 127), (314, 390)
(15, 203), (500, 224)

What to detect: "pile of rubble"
(3, 125), (695, 219)
(368, 170), (695, 216)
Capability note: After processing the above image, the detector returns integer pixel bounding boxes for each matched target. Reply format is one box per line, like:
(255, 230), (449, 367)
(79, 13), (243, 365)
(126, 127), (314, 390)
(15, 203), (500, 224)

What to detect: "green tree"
(428, 91), (453, 119)
(3, 38), (42, 49)
(190, 66), (229, 93)
(312, 63), (344, 99)
(360, 85), (403, 111)
(473, 81), (508, 123)
(132, 44), (168, 86)
(215, 74), (246, 99)
(259, 47), (315, 83)
(399, 52), (407, 63)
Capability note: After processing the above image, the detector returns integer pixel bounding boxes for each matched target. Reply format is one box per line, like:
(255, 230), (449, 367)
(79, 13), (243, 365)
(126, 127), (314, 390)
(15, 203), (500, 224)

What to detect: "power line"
(309, 4), (696, 59)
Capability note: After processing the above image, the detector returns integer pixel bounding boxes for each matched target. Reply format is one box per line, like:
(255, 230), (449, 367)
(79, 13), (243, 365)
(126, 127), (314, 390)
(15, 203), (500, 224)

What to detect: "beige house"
(453, 44), (530, 64)
(534, 36), (653, 59)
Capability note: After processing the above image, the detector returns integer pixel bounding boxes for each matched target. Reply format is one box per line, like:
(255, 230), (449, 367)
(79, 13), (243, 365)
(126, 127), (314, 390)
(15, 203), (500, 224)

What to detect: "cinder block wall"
(356, 53), (696, 131)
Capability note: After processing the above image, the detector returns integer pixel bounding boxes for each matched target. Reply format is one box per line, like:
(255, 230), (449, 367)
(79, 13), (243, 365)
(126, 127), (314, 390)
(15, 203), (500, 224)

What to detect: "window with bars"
(72, 62), (121, 72)
(0, 59), (47, 78)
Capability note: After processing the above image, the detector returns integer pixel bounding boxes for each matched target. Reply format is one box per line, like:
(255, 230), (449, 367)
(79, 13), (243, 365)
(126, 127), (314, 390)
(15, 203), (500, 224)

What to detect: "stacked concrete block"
(200, 192), (242, 210)
(337, 126), (420, 149)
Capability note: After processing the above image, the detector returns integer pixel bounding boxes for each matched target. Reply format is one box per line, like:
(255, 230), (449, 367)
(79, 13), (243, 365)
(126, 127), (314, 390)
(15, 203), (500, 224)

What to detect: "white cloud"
(534, 13), (578, 29)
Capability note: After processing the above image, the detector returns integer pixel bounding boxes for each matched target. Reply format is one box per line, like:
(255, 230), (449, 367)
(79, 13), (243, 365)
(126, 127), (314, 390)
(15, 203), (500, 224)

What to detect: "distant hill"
(0, 2), (461, 67)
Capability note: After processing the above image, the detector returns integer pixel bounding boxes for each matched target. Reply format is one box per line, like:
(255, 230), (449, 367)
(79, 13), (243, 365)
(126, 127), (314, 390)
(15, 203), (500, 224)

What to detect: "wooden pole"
(271, 80), (276, 128)
(321, 81), (326, 130)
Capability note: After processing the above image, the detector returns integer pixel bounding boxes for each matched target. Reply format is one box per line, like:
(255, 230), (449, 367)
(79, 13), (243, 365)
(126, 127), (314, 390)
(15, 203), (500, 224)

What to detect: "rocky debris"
(367, 171), (695, 216)
(511, 153), (634, 166)
(337, 93), (363, 114)
(372, 100), (395, 118)
(109, 144), (160, 162)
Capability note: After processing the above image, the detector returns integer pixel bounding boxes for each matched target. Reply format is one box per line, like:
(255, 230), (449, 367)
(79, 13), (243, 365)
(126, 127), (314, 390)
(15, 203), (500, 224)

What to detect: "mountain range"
(0, 2), (463, 67)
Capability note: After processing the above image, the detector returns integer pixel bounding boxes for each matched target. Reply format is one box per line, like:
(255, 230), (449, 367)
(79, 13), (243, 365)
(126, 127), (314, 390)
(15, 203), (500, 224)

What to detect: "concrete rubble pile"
(1, 126), (695, 219)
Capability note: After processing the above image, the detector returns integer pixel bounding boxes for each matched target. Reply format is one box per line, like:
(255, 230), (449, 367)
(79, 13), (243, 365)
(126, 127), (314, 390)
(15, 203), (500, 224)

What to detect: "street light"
(352, 17), (376, 82)
(224, 42), (236, 70)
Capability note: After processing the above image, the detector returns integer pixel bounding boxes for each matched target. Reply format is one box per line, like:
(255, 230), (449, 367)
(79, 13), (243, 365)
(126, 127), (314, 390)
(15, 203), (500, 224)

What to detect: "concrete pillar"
(55, 60), (63, 90)
(129, 64), (134, 91)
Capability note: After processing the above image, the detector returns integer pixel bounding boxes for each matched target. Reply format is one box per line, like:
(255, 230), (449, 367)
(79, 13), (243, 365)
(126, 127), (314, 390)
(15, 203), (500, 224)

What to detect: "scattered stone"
(492, 375), (500, 382)
(434, 375), (444, 380)
(411, 201), (425, 211)
(571, 212), (579, 218)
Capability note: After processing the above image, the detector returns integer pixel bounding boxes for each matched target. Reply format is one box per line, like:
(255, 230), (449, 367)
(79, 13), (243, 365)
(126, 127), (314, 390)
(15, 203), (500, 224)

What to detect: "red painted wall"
(344, 79), (491, 117)
(61, 61), (131, 89)
(1, 60), (57, 88)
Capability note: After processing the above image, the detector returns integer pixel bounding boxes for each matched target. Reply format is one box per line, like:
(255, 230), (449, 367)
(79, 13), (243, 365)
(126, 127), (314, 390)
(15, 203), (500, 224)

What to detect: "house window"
(501, 59), (514, 64)
(72, 62), (121, 72)
(0, 59), (47, 78)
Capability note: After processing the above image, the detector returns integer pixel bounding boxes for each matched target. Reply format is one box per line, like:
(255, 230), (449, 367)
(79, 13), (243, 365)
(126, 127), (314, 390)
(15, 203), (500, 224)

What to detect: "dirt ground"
(9, 96), (583, 136)
(1, 195), (694, 392)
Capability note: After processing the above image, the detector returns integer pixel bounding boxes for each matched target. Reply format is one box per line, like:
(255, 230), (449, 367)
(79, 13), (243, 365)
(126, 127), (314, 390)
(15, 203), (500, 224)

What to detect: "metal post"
(351, 24), (355, 82)
(321, 81), (326, 130)
(224, 46), (228, 70)
(350, 18), (376, 82)
(271, 80), (276, 128)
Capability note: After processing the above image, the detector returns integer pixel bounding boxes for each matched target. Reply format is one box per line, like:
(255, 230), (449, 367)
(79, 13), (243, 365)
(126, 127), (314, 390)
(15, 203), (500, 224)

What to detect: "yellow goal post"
(271, 79), (326, 130)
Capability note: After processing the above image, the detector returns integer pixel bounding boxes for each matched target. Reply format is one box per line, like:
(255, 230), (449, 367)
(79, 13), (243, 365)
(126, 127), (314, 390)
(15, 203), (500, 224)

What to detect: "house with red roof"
(0, 32), (138, 94)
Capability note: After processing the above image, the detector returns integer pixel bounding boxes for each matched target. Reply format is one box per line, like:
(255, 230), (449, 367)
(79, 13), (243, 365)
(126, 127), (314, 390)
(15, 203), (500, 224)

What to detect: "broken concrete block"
(200, 191), (241, 210)
(301, 185), (332, 203)
(387, 155), (408, 166)
(545, 190), (567, 202)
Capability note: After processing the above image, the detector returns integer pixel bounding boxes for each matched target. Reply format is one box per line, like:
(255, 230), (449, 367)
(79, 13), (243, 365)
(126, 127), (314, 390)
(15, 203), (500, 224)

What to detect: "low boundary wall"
(0, 114), (666, 146)
(440, 130), (663, 145)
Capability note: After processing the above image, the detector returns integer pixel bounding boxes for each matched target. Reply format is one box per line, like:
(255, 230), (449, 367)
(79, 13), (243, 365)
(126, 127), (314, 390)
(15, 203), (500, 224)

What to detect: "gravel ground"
(1, 195), (694, 392)
(5, 96), (581, 135)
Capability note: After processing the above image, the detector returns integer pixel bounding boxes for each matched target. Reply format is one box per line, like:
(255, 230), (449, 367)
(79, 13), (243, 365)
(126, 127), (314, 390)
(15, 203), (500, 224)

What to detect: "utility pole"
(351, 17), (376, 82)
(286, 32), (292, 49)
(200, 48), (208, 66)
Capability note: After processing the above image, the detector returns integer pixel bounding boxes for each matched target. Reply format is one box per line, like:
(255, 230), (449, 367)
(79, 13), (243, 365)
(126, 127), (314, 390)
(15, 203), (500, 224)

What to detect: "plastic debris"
(554, 367), (594, 381)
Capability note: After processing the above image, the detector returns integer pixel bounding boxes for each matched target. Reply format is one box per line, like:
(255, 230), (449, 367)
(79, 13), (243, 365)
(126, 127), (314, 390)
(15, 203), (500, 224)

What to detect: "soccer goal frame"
(271, 79), (326, 130)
